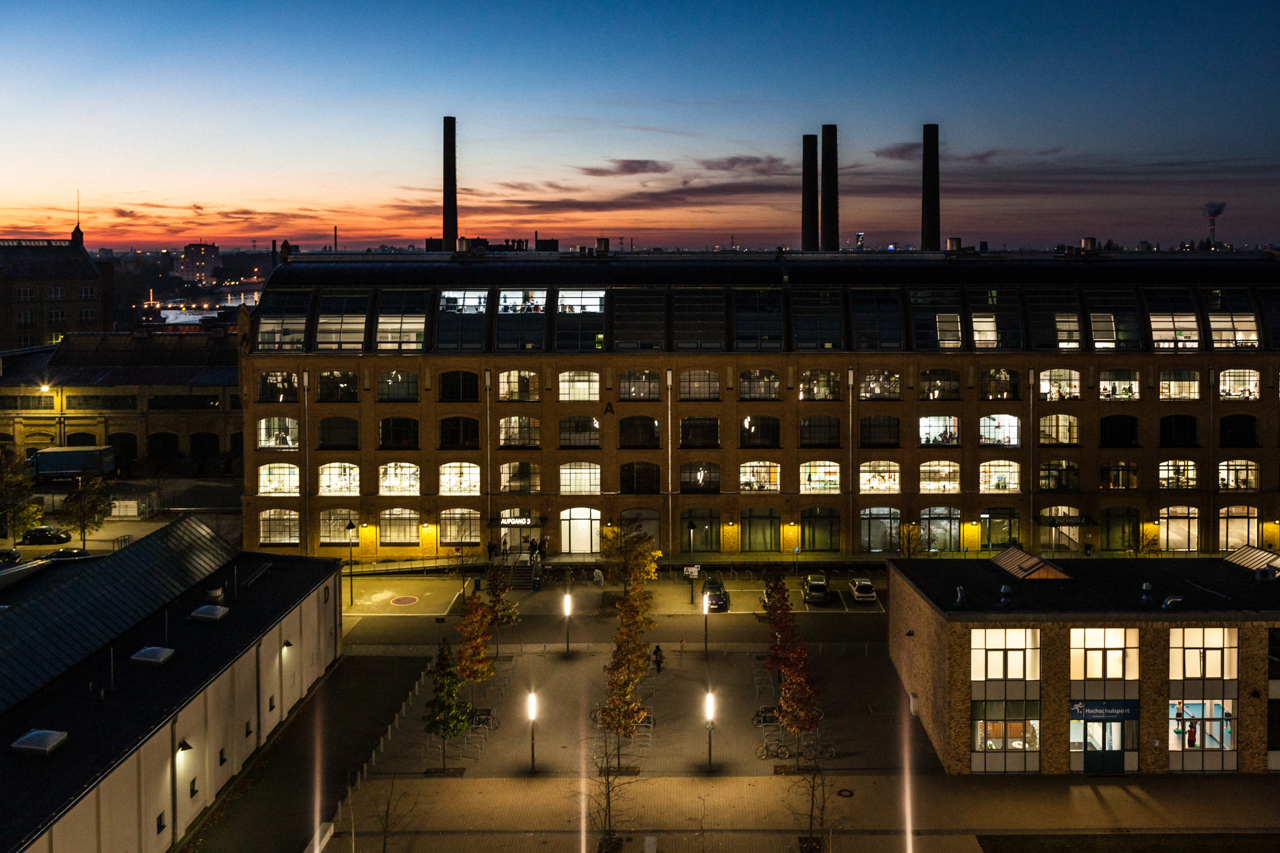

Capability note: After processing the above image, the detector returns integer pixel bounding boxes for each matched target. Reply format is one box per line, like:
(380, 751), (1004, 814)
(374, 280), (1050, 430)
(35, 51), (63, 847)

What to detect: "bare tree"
(585, 731), (644, 853)
(357, 774), (420, 853)
(789, 759), (839, 853)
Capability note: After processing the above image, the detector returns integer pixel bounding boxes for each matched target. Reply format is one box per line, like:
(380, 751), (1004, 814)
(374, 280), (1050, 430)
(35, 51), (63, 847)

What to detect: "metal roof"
(0, 241), (100, 280)
(0, 516), (237, 715)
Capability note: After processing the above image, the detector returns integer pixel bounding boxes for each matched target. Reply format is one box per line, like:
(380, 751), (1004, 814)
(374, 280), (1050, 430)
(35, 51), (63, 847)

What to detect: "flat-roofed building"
(0, 228), (113, 350)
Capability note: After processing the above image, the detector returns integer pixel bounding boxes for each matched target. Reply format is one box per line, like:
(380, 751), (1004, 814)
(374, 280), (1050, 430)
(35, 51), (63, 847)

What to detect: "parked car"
(21, 526), (72, 545)
(850, 577), (877, 602)
(802, 573), (831, 604)
(0, 549), (20, 564)
(701, 577), (730, 612)
(47, 548), (92, 560)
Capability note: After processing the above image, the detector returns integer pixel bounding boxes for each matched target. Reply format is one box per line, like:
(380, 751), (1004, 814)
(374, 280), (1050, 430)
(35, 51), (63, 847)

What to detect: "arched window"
(318, 462), (359, 496)
(379, 463), (420, 496)
(799, 416), (840, 448)
(618, 416), (659, 448)
(1220, 415), (1258, 448)
(497, 370), (540, 402)
(680, 462), (720, 494)
(860, 508), (899, 553)
(499, 462), (539, 494)
(1160, 370), (1199, 401)
(680, 417), (719, 448)
(1039, 506), (1082, 553)
(438, 370), (479, 402)
(499, 416), (539, 448)
(740, 507), (780, 552)
(1099, 369), (1140, 400)
(861, 416), (899, 448)
(1039, 460), (1079, 491)
(317, 371), (358, 402)
(740, 461), (780, 492)
(1099, 415), (1139, 448)
(378, 370), (419, 402)
(980, 369), (1019, 401)
(919, 369), (961, 401)
(620, 508), (660, 546)
(1218, 460), (1258, 491)
(921, 507), (960, 551)
(979, 461), (1019, 493)
(1159, 506), (1199, 551)
(679, 370), (720, 401)
(439, 463), (480, 496)
(799, 370), (840, 401)
(1038, 415), (1078, 446)
(440, 417), (480, 450)
(801, 508), (839, 552)
(800, 461), (839, 494)
(1219, 506), (1258, 549)
(560, 462), (600, 495)
(980, 415), (1020, 446)
(617, 370), (660, 401)
(559, 416), (600, 448)
(739, 369), (781, 401)
(859, 369), (900, 401)
(318, 416), (359, 450)
(257, 371), (298, 403)
(318, 508), (358, 545)
(257, 417), (298, 449)
(1101, 507), (1139, 551)
(739, 415), (780, 448)
(439, 508), (480, 545)
(379, 417), (418, 450)
(1219, 369), (1259, 400)
(681, 508), (721, 552)
(1101, 461), (1139, 490)
(859, 461), (900, 493)
(1038, 369), (1079, 401)
(1160, 415), (1198, 448)
(561, 507), (601, 554)
(258, 463), (299, 495)
(620, 462), (660, 494)
(920, 461), (960, 493)
(258, 509), (299, 544)
(559, 371), (599, 401)
(919, 416), (959, 446)
(980, 508), (1020, 550)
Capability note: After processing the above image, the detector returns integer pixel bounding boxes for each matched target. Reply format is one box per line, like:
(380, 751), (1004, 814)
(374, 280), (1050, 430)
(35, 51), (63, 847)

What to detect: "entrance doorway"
(1083, 722), (1125, 774)
(560, 507), (600, 554)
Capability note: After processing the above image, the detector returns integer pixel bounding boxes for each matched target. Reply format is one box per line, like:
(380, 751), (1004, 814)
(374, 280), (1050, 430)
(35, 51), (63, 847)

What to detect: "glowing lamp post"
(563, 593), (572, 653)
(703, 593), (710, 657)
(704, 692), (716, 772)
(527, 692), (538, 773)
(345, 521), (356, 605)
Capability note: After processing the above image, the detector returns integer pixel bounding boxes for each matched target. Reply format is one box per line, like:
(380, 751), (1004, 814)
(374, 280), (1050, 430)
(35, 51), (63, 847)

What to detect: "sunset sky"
(3, 0), (1278, 250)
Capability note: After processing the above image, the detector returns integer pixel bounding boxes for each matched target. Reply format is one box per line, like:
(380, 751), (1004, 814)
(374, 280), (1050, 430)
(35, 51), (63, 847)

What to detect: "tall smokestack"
(820, 125), (839, 251)
(443, 116), (458, 251)
(1203, 202), (1226, 251)
(921, 123), (940, 251)
(801, 134), (818, 251)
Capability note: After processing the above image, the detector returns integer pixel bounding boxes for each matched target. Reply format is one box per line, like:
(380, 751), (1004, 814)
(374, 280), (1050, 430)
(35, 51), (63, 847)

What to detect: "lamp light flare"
(705, 692), (715, 721)
(563, 594), (572, 617)
(527, 692), (537, 721)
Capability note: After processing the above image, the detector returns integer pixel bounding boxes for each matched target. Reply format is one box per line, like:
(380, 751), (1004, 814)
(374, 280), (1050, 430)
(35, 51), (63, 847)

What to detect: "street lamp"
(703, 593), (710, 657)
(345, 521), (356, 606)
(527, 692), (538, 773)
(704, 692), (716, 772)
(563, 593), (572, 653)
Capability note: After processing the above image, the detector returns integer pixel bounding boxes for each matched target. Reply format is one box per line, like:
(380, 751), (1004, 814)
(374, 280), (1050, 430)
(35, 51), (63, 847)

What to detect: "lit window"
(1158, 460), (1197, 490)
(499, 416), (539, 448)
(380, 508), (421, 546)
(1167, 627), (1237, 763)
(617, 370), (659, 401)
(1219, 506), (1258, 548)
(680, 462), (720, 493)
(937, 313), (962, 348)
(439, 463), (480, 496)
(560, 462), (600, 495)
(1099, 370), (1140, 401)
(1158, 506), (1199, 551)
(980, 415), (1020, 446)
(379, 463), (420, 496)
(497, 289), (546, 313)
(921, 506), (961, 550)
(919, 370), (961, 400)
(859, 369), (900, 400)
(973, 628), (1042, 681)
(860, 507), (900, 552)
(1208, 312), (1258, 349)
(1038, 414), (1078, 446)
(375, 291), (428, 351)
(1218, 369), (1259, 400)
(500, 462), (540, 494)
(257, 417), (298, 449)
(972, 313), (998, 348)
(1090, 313), (1116, 348)
(679, 370), (720, 401)
(1160, 370), (1200, 400)
(258, 464), (299, 495)
(1150, 313), (1200, 349)
(979, 461), (1019, 493)
(1039, 459), (1079, 491)
(258, 509), (299, 544)
(800, 461), (839, 493)
(318, 462), (359, 496)
(1069, 627), (1138, 681)
(558, 289), (604, 313)
(798, 370), (840, 401)
(919, 460), (960, 492)
(739, 369), (781, 401)
(314, 295), (369, 350)
(1218, 460), (1257, 491)
(1038, 369), (1079, 401)
(980, 369), (1019, 401)
(740, 461), (780, 492)
(497, 371), (540, 402)
(318, 509), (357, 544)
(919, 416), (959, 446)
(257, 372), (298, 403)
(559, 371), (599, 401)
(859, 460), (900, 493)
(1055, 313), (1080, 349)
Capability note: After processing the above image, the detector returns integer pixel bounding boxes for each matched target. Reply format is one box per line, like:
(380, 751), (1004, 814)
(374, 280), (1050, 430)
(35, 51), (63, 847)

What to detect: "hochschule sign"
(1070, 700), (1140, 720)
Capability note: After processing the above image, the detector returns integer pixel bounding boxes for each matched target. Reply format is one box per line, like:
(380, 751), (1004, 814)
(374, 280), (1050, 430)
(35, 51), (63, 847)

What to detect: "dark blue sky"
(4, 0), (1277, 248)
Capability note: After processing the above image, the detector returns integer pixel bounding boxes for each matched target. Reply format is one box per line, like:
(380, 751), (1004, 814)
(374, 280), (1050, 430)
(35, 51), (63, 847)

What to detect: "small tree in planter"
(790, 758), (837, 853)
(455, 592), (494, 704)
(899, 521), (924, 558)
(63, 472), (113, 549)
(0, 450), (35, 545)
(486, 563), (520, 652)
(421, 637), (470, 771)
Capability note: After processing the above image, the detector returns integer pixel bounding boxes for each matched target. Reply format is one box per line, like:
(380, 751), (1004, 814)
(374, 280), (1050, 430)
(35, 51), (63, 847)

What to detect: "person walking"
(487, 541), (497, 562)
(528, 538), (538, 564)
(653, 645), (665, 674)
(502, 536), (509, 559)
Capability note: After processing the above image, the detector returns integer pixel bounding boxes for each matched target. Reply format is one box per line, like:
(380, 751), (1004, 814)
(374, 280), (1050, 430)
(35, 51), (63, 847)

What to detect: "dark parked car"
(21, 526), (72, 545)
(701, 577), (730, 612)
(802, 573), (831, 604)
(0, 549), (20, 564)
(47, 548), (91, 560)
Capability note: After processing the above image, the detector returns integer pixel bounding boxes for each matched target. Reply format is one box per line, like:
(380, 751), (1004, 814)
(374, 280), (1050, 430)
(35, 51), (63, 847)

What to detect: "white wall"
(232, 648), (259, 767)
(138, 728), (173, 853)
(49, 789), (96, 853)
(319, 579), (337, 672)
(301, 587), (320, 691)
(173, 699), (208, 837)
(257, 624), (282, 736)
(281, 608), (302, 713)
(99, 752), (140, 853)
(205, 667), (236, 795)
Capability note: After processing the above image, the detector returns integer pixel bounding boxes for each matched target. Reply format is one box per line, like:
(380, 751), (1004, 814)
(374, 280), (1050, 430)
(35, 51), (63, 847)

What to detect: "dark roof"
(0, 240), (101, 280)
(0, 333), (238, 389)
(890, 556), (1280, 621)
(0, 518), (339, 852)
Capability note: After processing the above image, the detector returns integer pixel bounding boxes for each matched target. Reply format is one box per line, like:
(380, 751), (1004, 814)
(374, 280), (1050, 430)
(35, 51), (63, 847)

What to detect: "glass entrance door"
(1083, 721), (1126, 773)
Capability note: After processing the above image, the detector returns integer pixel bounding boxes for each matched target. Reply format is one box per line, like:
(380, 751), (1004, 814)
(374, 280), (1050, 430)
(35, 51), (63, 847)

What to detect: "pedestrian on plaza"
(528, 538), (538, 564)
(653, 645), (665, 674)
(487, 541), (497, 561)
(502, 537), (509, 559)
(593, 567), (604, 587)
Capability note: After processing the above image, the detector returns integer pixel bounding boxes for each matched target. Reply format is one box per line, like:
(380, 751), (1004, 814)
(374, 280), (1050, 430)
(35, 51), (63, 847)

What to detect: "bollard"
(371, 751), (377, 767)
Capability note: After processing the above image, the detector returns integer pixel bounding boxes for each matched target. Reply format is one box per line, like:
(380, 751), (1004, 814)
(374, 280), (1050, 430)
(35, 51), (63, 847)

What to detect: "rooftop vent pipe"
(955, 586), (966, 605)
(801, 134), (819, 251)
(443, 116), (458, 252)
(820, 125), (839, 251)
(999, 584), (1012, 605)
(1142, 582), (1153, 603)
(921, 123), (940, 251)
(1162, 596), (1183, 611)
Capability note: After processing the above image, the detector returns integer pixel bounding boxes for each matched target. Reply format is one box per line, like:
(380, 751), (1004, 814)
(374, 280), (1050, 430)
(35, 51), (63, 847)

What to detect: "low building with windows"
(238, 251), (1280, 562)
(0, 331), (241, 475)
(888, 546), (1280, 775)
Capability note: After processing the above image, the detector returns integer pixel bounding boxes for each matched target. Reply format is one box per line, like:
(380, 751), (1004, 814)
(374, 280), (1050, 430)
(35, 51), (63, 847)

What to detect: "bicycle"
(756, 742), (791, 760)
(802, 743), (836, 760)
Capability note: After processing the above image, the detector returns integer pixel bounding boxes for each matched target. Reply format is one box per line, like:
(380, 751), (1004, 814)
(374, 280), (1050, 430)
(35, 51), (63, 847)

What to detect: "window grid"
(500, 462), (540, 494)
(379, 463), (420, 496)
(920, 461), (960, 493)
(1039, 369), (1080, 401)
(799, 370), (840, 401)
(499, 416), (540, 448)
(859, 369), (900, 400)
(318, 509), (358, 545)
(800, 461), (840, 493)
(1219, 369), (1259, 400)
(617, 370), (660, 401)
(258, 464), (299, 496)
(1160, 370), (1200, 401)
(1159, 506), (1199, 551)
(559, 371), (600, 401)
(560, 462), (600, 495)
(1168, 628), (1237, 762)
(799, 416), (840, 448)
(680, 462), (720, 494)
(498, 371), (540, 402)
(1038, 415), (1078, 446)
(440, 463), (480, 496)
(740, 461), (780, 492)
(1219, 505), (1258, 549)
(679, 370), (720, 401)
(739, 370), (781, 401)
(1039, 460), (1080, 491)
(380, 508), (421, 546)
(980, 461), (1020, 493)
(919, 369), (961, 401)
(259, 509), (299, 544)
(920, 416), (959, 446)
(318, 462), (360, 496)
(859, 461), (900, 493)
(980, 369), (1019, 401)
(1218, 460), (1258, 491)
(257, 417), (299, 449)
(980, 415), (1020, 447)
(1100, 370), (1140, 401)
(559, 416), (600, 448)
(375, 291), (428, 351)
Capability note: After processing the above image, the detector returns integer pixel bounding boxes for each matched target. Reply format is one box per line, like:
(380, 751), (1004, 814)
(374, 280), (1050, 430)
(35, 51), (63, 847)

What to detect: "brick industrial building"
(237, 250), (1280, 563)
(888, 546), (1280, 775)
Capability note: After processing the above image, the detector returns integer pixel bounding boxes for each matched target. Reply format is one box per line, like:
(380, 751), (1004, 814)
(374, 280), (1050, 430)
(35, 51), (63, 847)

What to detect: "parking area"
(342, 576), (463, 618)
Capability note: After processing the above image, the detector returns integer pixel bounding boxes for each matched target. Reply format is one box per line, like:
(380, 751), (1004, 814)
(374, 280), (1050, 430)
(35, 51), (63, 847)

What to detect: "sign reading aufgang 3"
(1069, 700), (1139, 721)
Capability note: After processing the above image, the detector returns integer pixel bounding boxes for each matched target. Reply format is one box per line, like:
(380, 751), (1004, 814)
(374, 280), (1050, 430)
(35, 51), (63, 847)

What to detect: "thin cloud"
(943, 149), (1000, 164)
(1035, 146), (1065, 157)
(574, 159), (674, 177)
(873, 142), (923, 161)
(697, 155), (795, 177)
(617, 125), (697, 137)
